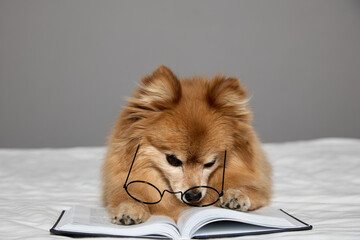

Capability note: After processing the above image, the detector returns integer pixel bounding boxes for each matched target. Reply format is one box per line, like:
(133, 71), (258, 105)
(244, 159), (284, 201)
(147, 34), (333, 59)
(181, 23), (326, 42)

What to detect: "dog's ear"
(125, 66), (182, 120)
(207, 75), (251, 122)
(135, 65), (182, 110)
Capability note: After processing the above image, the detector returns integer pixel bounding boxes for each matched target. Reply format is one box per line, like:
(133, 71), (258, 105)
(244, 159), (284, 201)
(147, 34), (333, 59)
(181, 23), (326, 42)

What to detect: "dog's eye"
(166, 154), (182, 167)
(204, 159), (216, 168)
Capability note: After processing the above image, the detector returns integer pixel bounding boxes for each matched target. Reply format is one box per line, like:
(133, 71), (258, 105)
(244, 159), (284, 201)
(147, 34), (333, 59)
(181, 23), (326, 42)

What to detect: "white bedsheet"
(0, 138), (359, 239)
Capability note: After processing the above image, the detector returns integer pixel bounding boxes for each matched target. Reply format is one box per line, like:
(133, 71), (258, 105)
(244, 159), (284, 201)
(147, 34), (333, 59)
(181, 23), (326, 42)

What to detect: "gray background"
(0, 0), (359, 148)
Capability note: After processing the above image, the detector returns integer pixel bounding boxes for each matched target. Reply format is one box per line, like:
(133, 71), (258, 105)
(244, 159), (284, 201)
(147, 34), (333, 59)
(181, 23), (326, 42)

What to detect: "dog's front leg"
(218, 188), (251, 211)
(108, 200), (150, 225)
(217, 186), (271, 211)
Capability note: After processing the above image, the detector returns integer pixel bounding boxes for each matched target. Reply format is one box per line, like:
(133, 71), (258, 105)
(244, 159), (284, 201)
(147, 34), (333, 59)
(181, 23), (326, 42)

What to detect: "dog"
(102, 66), (272, 225)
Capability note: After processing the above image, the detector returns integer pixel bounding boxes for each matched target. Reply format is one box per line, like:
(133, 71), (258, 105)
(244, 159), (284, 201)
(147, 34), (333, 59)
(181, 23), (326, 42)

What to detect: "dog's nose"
(184, 190), (202, 202)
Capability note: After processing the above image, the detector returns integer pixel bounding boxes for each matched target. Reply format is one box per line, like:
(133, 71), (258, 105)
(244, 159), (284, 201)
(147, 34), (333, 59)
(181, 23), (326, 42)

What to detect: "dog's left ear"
(128, 65), (182, 115)
(207, 76), (251, 122)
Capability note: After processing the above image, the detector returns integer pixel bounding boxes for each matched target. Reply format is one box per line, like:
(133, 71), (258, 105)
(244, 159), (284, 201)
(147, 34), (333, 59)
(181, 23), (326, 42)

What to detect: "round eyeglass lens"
(126, 181), (162, 204)
(182, 186), (220, 207)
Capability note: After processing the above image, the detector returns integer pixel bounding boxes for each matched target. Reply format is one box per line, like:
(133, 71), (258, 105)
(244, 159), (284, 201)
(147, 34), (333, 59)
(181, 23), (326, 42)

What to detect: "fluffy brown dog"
(102, 66), (272, 225)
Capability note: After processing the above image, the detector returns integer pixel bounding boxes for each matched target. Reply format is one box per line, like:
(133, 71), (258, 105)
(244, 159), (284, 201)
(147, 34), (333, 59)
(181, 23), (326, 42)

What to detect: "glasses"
(123, 145), (227, 207)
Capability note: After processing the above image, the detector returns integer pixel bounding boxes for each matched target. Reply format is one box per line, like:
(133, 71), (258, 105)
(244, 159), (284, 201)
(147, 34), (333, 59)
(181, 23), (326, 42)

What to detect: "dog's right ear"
(125, 66), (182, 119)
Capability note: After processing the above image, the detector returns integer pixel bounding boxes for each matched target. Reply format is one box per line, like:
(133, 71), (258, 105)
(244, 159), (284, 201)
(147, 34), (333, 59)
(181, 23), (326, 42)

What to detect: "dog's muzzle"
(184, 189), (202, 202)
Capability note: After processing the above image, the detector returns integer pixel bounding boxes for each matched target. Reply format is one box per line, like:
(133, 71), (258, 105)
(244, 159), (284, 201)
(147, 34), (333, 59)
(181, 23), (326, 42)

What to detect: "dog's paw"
(108, 201), (150, 225)
(219, 189), (251, 211)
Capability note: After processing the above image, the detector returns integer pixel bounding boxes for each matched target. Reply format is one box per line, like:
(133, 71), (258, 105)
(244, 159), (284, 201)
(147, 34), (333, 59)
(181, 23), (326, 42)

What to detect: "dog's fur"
(102, 66), (272, 225)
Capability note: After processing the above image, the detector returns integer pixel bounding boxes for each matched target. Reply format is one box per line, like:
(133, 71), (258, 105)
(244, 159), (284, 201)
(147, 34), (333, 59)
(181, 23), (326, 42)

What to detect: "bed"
(0, 138), (359, 239)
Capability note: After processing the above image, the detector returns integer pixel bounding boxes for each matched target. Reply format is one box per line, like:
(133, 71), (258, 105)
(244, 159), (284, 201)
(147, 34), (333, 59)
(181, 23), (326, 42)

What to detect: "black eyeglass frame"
(123, 145), (227, 207)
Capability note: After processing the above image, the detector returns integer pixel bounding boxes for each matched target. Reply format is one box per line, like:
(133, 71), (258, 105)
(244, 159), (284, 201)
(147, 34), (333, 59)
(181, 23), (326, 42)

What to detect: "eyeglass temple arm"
(220, 150), (227, 197)
(123, 145), (140, 188)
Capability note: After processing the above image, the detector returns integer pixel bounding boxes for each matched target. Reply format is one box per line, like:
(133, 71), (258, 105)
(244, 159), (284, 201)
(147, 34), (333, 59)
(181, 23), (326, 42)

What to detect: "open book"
(50, 206), (312, 239)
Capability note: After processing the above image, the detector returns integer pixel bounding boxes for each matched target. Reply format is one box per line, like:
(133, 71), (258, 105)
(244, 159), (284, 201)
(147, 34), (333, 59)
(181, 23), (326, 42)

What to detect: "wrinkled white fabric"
(0, 138), (359, 239)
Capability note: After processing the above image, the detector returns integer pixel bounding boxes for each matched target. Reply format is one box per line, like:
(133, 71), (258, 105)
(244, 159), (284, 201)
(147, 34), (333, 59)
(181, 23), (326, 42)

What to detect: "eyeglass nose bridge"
(163, 189), (183, 195)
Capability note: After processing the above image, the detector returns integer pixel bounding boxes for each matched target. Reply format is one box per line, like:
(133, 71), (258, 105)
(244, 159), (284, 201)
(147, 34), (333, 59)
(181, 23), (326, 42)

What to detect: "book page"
(253, 207), (309, 228)
(55, 206), (181, 239)
(177, 206), (296, 238)
(193, 221), (279, 238)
